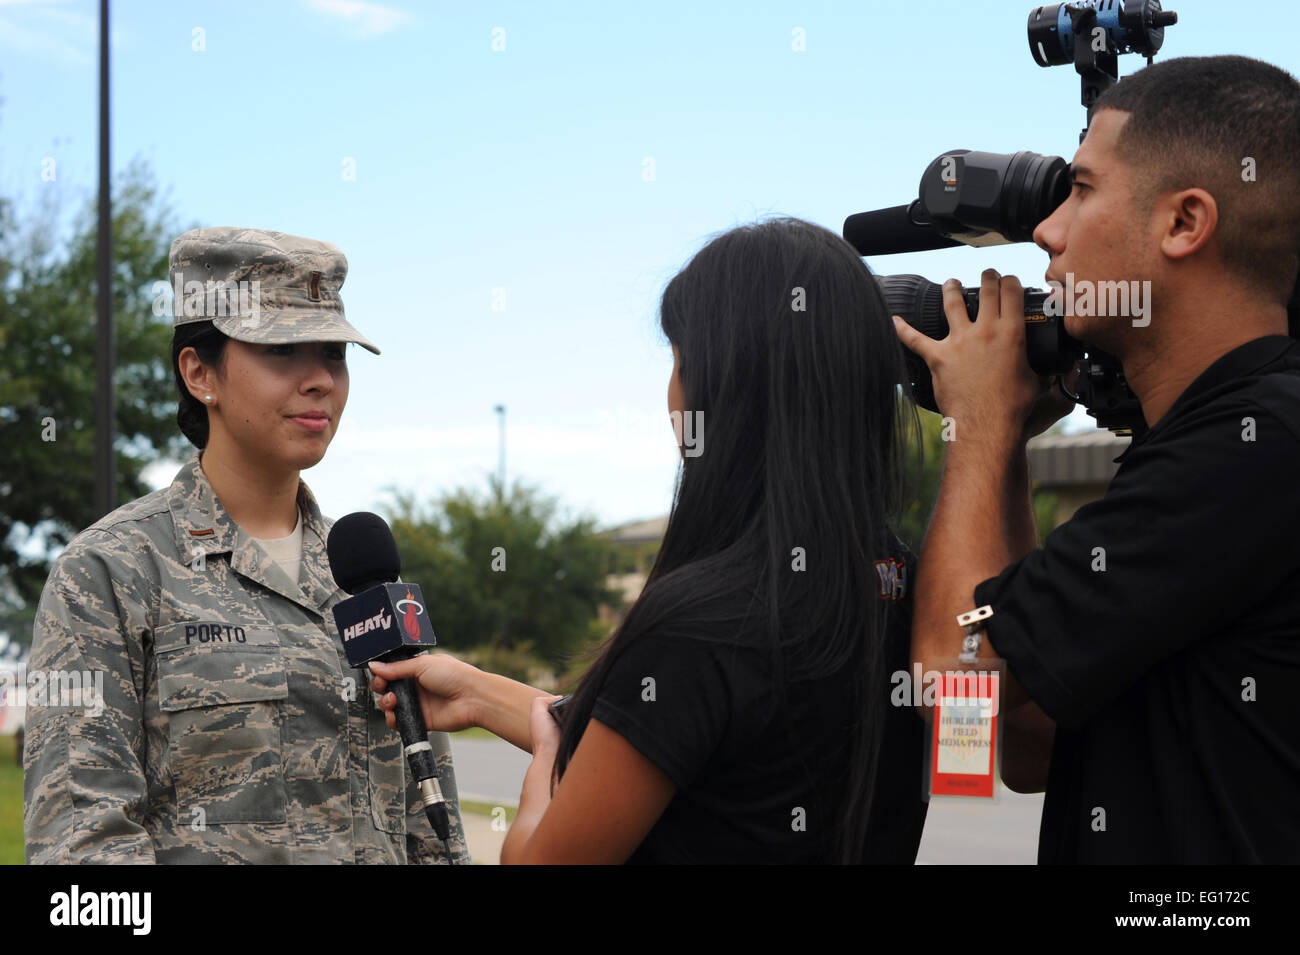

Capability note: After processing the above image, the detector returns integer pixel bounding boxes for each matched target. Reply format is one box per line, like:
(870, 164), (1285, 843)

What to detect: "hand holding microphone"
(367, 654), (477, 733)
(326, 511), (453, 846)
(369, 657), (566, 754)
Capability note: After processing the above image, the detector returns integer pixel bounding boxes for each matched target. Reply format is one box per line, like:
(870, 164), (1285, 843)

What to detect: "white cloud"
(0, 9), (88, 64)
(0, 0), (128, 65)
(300, 0), (410, 37)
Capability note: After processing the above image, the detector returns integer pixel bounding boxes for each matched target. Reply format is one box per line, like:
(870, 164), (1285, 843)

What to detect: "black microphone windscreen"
(843, 203), (962, 256)
(327, 511), (402, 594)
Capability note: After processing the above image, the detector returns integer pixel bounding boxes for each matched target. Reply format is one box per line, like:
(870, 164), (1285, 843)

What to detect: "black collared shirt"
(975, 335), (1300, 863)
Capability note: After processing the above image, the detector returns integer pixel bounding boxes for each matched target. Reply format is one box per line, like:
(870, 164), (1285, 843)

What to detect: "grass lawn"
(450, 726), (500, 742)
(0, 735), (23, 865)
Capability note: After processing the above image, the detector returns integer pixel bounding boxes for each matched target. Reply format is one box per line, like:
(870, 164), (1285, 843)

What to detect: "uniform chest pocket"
(154, 623), (290, 825)
(366, 701), (407, 835)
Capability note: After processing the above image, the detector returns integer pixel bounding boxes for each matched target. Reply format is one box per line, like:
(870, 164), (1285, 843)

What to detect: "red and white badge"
(929, 670), (1000, 799)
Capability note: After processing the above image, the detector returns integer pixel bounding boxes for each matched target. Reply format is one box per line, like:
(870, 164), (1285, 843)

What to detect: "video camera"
(845, 1), (1200, 435)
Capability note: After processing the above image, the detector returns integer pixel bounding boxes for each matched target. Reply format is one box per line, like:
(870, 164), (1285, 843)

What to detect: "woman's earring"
(204, 395), (213, 403)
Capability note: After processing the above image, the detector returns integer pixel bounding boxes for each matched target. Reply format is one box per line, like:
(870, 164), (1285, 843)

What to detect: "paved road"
(916, 790), (1043, 864)
(448, 736), (532, 806)
(448, 734), (1046, 864)
(448, 737), (527, 865)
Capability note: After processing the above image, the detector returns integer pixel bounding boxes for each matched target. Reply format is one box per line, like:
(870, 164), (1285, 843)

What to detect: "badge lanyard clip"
(957, 604), (993, 663)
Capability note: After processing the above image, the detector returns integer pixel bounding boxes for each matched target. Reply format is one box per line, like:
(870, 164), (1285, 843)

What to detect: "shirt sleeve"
(24, 531), (157, 864)
(974, 399), (1300, 729)
(592, 633), (733, 790)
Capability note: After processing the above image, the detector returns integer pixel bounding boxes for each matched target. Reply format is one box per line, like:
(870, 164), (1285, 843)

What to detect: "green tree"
(898, 404), (1063, 554)
(897, 407), (947, 554)
(0, 158), (185, 619)
(386, 479), (616, 678)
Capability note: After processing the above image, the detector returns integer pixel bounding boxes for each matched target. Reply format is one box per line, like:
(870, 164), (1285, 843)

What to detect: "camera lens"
(1001, 151), (1071, 242)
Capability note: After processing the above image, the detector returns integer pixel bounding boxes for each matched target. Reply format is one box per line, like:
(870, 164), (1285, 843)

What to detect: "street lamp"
(94, 0), (115, 519)
(493, 404), (506, 498)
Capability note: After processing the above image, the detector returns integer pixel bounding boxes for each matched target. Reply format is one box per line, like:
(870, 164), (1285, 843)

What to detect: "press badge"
(929, 670), (1000, 799)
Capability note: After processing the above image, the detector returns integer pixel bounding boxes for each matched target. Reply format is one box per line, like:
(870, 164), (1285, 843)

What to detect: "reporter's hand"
(528, 694), (564, 757)
(892, 269), (1040, 445)
(368, 654), (479, 734)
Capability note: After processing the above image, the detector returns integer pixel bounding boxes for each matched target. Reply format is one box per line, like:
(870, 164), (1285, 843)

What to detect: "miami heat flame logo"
(394, 589), (424, 640)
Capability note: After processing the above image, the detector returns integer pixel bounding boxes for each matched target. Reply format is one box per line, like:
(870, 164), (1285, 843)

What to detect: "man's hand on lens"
(892, 268), (1042, 447)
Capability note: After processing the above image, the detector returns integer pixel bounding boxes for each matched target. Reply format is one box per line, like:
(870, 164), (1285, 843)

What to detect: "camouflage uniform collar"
(167, 450), (341, 616)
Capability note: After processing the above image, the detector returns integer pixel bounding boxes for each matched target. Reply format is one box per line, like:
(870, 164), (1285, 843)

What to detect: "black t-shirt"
(975, 335), (1300, 863)
(592, 544), (927, 864)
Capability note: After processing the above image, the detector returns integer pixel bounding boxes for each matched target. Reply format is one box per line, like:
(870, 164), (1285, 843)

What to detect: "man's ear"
(1158, 187), (1219, 262)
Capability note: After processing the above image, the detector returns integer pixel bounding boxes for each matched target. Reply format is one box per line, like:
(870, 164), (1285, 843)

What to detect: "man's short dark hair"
(1094, 54), (1300, 306)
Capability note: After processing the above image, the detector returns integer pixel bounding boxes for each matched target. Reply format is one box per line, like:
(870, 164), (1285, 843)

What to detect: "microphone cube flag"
(332, 582), (437, 667)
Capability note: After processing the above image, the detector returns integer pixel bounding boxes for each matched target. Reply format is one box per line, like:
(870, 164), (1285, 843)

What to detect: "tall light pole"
(493, 404), (506, 499)
(93, 0), (115, 519)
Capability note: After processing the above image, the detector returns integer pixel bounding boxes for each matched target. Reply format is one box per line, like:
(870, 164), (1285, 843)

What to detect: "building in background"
(599, 515), (667, 627)
(1027, 430), (1132, 527)
(599, 430), (1132, 623)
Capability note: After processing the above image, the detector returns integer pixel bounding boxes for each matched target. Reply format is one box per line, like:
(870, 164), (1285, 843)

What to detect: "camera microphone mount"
(1029, 1), (1179, 142)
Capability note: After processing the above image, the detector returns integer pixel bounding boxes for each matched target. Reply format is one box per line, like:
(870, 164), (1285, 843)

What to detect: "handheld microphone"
(326, 511), (451, 845)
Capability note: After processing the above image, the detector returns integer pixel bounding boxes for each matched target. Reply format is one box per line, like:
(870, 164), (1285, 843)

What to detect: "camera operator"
(894, 54), (1300, 863)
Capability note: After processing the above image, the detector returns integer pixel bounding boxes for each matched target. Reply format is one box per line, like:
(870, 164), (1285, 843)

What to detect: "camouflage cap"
(168, 227), (380, 354)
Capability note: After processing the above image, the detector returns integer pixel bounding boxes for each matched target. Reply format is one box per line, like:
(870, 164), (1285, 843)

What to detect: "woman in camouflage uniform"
(23, 228), (468, 864)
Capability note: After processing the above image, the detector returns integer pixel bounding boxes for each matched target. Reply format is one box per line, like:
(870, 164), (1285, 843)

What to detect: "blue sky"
(3, 0), (1297, 529)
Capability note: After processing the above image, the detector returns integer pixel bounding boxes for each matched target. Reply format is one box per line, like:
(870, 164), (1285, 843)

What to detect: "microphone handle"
(383, 652), (452, 845)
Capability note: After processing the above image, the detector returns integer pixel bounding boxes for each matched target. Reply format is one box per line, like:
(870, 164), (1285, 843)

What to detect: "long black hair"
(553, 216), (920, 862)
(172, 320), (230, 448)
